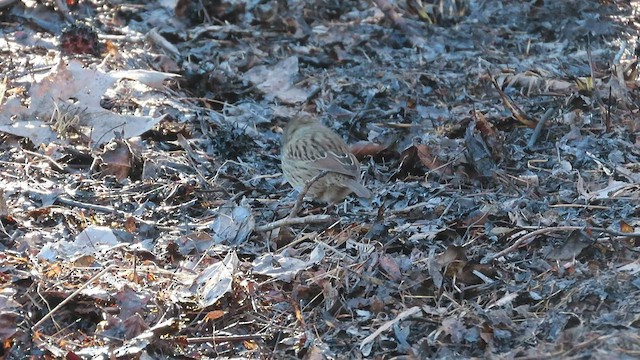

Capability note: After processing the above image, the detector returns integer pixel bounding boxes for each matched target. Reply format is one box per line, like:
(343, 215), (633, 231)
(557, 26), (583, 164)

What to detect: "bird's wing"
(311, 150), (360, 178)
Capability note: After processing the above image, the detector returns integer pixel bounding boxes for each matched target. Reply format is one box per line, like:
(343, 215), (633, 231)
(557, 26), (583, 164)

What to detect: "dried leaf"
(0, 59), (174, 145)
(350, 141), (389, 158)
(100, 139), (133, 181)
(38, 226), (120, 262)
(243, 56), (317, 104)
(465, 121), (497, 177)
(193, 251), (239, 308)
(204, 310), (226, 321)
(210, 200), (255, 246)
(252, 245), (325, 282)
(379, 254), (402, 281)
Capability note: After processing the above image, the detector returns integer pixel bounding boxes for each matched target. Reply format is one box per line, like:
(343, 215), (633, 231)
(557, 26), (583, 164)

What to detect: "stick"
(288, 170), (328, 218)
(185, 334), (264, 344)
(56, 196), (118, 214)
(54, 0), (75, 22)
(22, 150), (68, 173)
(32, 265), (116, 330)
(526, 107), (555, 149)
(254, 214), (331, 232)
(489, 226), (640, 261)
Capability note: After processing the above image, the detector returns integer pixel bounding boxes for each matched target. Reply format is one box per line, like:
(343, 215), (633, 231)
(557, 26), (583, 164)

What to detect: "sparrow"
(281, 115), (371, 204)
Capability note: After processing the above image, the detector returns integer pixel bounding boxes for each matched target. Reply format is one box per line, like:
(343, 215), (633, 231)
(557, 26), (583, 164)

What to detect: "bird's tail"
(346, 180), (372, 199)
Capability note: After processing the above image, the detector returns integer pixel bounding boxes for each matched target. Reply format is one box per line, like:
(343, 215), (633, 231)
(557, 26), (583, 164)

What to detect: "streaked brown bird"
(281, 115), (371, 204)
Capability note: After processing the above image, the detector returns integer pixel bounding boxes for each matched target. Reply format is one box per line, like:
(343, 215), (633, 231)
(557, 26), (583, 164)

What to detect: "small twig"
(54, 0), (75, 22)
(185, 334), (264, 344)
(489, 73), (537, 128)
(359, 306), (421, 350)
(256, 173), (338, 237)
(288, 170), (328, 218)
(526, 107), (555, 149)
(312, 237), (355, 262)
(489, 227), (567, 261)
(32, 265), (116, 330)
(585, 36), (615, 122)
(349, 90), (376, 127)
(23, 187), (183, 230)
(518, 225), (640, 238)
(549, 204), (609, 210)
(277, 231), (319, 251)
(255, 214), (331, 232)
(605, 85), (612, 132)
(98, 33), (146, 42)
(389, 201), (429, 215)
(177, 134), (216, 187)
(490, 226), (640, 261)
(55, 196), (119, 214)
(55, 196), (180, 230)
(22, 150), (68, 173)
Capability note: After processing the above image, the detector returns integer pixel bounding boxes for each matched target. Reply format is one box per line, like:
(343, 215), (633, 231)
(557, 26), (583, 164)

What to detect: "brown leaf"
(619, 220), (634, 233)
(124, 216), (137, 233)
(465, 120), (497, 177)
(379, 254), (402, 281)
(304, 345), (326, 360)
(0, 312), (17, 343)
(66, 351), (82, 360)
(395, 138), (426, 178)
(458, 263), (498, 285)
(116, 285), (149, 318)
(244, 340), (259, 350)
(100, 139), (132, 181)
(414, 139), (451, 176)
(350, 141), (388, 158)
(463, 209), (490, 227)
(122, 314), (149, 340)
(204, 310), (226, 321)
(370, 297), (385, 314)
(437, 245), (467, 268)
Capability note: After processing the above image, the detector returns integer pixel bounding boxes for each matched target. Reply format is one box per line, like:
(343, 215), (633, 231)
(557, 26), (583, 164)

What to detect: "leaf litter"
(0, 0), (640, 359)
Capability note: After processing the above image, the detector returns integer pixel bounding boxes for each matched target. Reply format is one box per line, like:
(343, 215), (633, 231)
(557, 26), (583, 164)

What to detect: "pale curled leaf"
(210, 201), (255, 246)
(193, 251), (239, 308)
(579, 180), (639, 202)
(243, 56), (317, 104)
(37, 226), (120, 262)
(252, 245), (325, 282)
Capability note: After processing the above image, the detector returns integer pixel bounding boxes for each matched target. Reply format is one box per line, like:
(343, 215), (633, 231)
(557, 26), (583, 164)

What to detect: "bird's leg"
(320, 202), (338, 216)
(288, 170), (328, 218)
